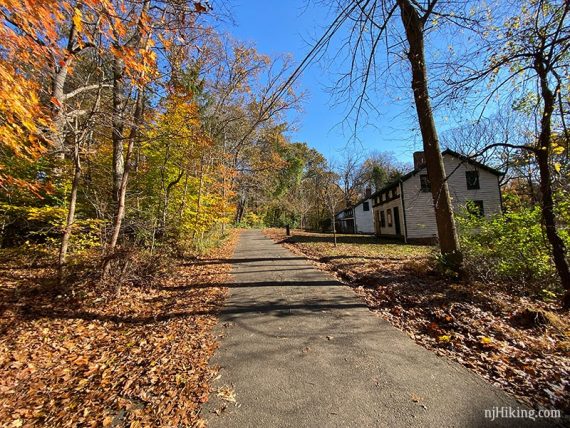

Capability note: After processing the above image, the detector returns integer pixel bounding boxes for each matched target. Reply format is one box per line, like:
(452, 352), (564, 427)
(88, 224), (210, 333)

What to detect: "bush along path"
(264, 228), (570, 419)
(0, 230), (238, 427)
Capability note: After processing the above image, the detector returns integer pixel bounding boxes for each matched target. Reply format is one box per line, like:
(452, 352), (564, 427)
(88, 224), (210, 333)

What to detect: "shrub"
(456, 198), (568, 293)
(237, 212), (265, 229)
(0, 203), (103, 254)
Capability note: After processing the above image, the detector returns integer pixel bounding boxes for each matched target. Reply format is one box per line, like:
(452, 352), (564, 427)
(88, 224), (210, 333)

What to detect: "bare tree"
(279, 0), (491, 270)
(448, 0), (570, 306)
(337, 148), (365, 207)
(319, 165), (343, 246)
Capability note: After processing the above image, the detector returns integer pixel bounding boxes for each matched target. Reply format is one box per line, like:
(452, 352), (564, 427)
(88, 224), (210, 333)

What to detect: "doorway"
(393, 207), (401, 236)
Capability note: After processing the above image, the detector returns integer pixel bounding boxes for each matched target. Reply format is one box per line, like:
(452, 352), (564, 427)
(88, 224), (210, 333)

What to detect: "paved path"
(205, 230), (548, 427)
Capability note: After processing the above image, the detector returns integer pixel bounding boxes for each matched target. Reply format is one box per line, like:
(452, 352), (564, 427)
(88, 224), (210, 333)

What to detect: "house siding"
(403, 154), (502, 240)
(354, 198), (375, 234)
(372, 186), (405, 237)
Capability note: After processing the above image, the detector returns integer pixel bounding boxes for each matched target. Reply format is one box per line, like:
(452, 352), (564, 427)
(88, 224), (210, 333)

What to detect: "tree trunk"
(51, 21), (78, 163)
(235, 195), (246, 224)
(108, 90), (144, 250)
(535, 59), (570, 307)
(331, 214), (337, 247)
(51, 62), (70, 161)
(193, 156), (205, 242)
(58, 134), (81, 269)
(112, 53), (126, 204)
(178, 172), (190, 222)
(162, 170), (184, 236)
(397, 0), (462, 270)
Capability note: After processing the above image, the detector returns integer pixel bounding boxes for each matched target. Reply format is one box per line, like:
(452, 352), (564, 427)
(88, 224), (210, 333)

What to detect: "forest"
(0, 0), (569, 426)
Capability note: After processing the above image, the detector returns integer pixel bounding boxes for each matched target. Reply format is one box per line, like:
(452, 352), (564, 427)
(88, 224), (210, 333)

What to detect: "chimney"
(413, 151), (426, 169)
(365, 187), (372, 198)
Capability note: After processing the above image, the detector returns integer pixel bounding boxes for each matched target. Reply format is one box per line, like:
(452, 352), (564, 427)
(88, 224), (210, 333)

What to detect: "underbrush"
(456, 198), (569, 299)
(0, 230), (238, 427)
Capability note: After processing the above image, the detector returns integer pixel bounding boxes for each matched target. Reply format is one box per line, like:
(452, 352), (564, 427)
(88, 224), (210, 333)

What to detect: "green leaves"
(456, 195), (567, 289)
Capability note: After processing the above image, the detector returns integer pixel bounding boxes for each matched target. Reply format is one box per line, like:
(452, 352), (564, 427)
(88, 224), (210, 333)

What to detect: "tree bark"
(397, 0), (462, 270)
(331, 214), (337, 246)
(112, 53), (126, 203)
(108, 90), (144, 250)
(235, 195), (246, 224)
(162, 169), (184, 234)
(58, 133), (81, 269)
(535, 58), (570, 307)
(51, 61), (71, 160)
(193, 156), (205, 242)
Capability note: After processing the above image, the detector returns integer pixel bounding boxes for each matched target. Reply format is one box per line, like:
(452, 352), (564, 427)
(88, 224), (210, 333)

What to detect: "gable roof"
(441, 149), (504, 177)
(369, 149), (504, 200)
(336, 192), (374, 217)
(335, 206), (354, 218)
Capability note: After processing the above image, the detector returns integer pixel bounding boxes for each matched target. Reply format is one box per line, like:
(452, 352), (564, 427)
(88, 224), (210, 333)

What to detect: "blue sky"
(218, 1), (425, 164)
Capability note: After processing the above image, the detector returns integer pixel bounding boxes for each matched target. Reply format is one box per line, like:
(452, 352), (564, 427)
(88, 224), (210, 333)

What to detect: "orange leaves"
(0, 231), (239, 426)
(194, 2), (208, 13)
(0, 60), (50, 160)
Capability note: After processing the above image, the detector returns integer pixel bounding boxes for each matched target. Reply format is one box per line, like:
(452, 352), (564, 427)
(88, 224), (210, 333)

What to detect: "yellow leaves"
(480, 336), (493, 345)
(217, 385), (237, 403)
(157, 33), (173, 51)
(553, 162), (561, 173)
(72, 7), (83, 32)
(437, 335), (451, 343)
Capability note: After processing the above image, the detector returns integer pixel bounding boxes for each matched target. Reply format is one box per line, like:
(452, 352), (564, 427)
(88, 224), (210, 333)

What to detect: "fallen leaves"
(265, 228), (570, 415)
(216, 386), (237, 403)
(0, 231), (239, 427)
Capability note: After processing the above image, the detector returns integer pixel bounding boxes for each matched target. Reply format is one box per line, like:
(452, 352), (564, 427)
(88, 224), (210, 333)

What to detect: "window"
(380, 211), (386, 228)
(467, 200), (484, 217)
(420, 174), (431, 192)
(391, 189), (397, 198)
(363, 201), (370, 211)
(387, 209), (393, 227)
(466, 170), (480, 190)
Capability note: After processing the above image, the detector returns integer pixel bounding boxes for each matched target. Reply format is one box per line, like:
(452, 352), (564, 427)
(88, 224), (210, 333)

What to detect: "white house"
(335, 189), (375, 234)
(372, 150), (503, 243)
(335, 206), (354, 233)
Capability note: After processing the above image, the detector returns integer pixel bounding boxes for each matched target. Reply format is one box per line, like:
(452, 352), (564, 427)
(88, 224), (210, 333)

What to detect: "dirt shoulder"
(264, 228), (569, 417)
(0, 231), (238, 427)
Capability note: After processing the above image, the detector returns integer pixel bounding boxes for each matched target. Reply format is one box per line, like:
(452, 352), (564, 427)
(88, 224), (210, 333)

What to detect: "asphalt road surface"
(205, 230), (555, 428)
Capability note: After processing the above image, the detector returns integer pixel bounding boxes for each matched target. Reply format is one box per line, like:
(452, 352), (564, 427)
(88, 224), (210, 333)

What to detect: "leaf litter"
(0, 231), (238, 427)
(264, 228), (569, 415)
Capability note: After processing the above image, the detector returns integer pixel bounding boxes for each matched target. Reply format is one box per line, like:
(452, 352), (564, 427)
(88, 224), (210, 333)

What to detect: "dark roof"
(335, 206), (354, 217)
(336, 192), (375, 216)
(441, 148), (503, 176)
(368, 148), (504, 200)
(351, 194), (373, 209)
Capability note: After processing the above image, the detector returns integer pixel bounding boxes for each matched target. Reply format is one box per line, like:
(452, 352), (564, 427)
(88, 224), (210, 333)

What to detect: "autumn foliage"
(0, 0), (304, 426)
(0, 231), (238, 426)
